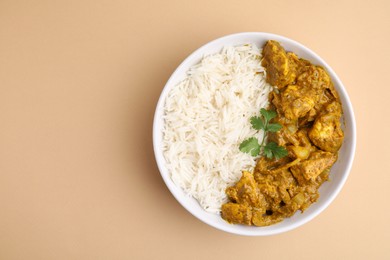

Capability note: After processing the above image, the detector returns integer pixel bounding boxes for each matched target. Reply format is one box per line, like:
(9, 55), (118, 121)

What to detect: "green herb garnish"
(239, 108), (288, 159)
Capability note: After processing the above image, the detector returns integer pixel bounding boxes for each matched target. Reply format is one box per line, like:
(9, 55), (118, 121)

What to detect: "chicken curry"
(221, 40), (344, 226)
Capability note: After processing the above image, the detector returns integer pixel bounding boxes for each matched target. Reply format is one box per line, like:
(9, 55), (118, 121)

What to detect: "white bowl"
(153, 32), (356, 236)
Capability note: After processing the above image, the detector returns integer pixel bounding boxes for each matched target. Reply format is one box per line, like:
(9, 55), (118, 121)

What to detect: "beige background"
(1, 0), (389, 259)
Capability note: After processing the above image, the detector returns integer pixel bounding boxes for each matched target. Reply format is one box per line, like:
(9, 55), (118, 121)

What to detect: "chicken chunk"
(221, 203), (252, 225)
(262, 40), (297, 89)
(290, 151), (337, 183)
(297, 64), (340, 101)
(225, 171), (259, 206)
(273, 85), (317, 120)
(308, 102), (344, 153)
(286, 128), (316, 159)
(323, 100), (342, 114)
(299, 88), (336, 126)
(297, 65), (331, 90)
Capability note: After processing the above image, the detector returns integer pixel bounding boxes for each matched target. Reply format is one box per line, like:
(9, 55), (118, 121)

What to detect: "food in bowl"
(163, 40), (344, 226)
(221, 40), (344, 226)
(155, 32), (355, 235)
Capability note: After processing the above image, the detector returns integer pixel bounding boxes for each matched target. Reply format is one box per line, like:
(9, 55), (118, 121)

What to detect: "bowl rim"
(153, 32), (356, 236)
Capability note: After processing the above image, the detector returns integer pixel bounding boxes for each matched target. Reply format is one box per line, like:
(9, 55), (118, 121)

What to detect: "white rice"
(162, 44), (273, 213)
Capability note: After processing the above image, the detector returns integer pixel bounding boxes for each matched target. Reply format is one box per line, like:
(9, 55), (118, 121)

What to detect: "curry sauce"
(221, 40), (344, 226)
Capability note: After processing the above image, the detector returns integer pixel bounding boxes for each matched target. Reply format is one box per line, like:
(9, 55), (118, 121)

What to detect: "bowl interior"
(153, 32), (356, 236)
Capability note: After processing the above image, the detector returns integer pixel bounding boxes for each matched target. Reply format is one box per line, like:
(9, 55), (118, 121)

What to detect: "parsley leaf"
(264, 142), (288, 159)
(266, 123), (283, 132)
(239, 137), (261, 156)
(239, 108), (287, 160)
(263, 146), (273, 158)
(260, 108), (277, 122)
(250, 116), (265, 130)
